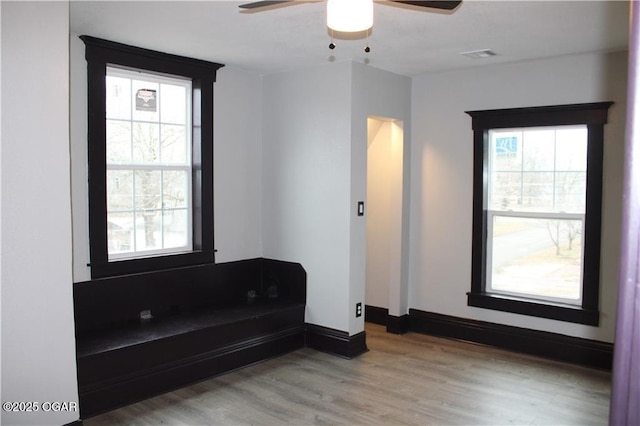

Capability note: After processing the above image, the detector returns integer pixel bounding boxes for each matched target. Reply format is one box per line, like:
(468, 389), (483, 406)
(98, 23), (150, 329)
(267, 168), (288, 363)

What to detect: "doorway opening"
(365, 116), (404, 328)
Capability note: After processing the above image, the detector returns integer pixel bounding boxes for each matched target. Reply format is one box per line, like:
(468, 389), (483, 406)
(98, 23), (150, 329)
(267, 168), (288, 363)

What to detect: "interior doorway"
(365, 116), (404, 326)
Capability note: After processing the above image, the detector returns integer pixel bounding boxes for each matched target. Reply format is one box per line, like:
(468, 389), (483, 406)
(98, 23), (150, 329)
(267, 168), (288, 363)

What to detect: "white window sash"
(105, 66), (193, 261)
(486, 210), (585, 305)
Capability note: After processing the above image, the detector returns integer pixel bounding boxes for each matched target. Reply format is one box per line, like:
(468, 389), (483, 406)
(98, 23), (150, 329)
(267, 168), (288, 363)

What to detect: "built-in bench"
(74, 258), (306, 418)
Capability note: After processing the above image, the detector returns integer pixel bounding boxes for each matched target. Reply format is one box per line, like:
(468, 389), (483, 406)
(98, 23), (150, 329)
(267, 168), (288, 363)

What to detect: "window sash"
(486, 210), (585, 305)
(488, 126), (588, 214)
(485, 125), (588, 305)
(105, 66), (194, 261)
(107, 164), (193, 260)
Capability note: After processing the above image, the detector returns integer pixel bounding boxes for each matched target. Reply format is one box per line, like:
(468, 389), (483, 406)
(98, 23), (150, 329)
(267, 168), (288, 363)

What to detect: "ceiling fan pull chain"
(364, 28), (371, 53)
(329, 28), (336, 50)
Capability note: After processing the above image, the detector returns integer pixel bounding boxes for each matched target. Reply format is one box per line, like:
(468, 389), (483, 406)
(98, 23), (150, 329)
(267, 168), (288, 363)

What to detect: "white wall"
(1, 2), (80, 425)
(410, 51), (628, 342)
(70, 34), (90, 282)
(351, 63), (411, 327)
(262, 62), (353, 332)
(213, 67), (263, 263)
(261, 61), (410, 334)
(69, 36), (264, 282)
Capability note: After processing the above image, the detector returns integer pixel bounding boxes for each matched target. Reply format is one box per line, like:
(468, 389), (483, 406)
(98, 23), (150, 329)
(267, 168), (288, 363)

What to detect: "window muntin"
(106, 67), (193, 260)
(486, 126), (587, 305)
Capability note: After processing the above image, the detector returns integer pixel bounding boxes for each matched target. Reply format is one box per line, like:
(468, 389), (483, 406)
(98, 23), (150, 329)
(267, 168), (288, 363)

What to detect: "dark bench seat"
(77, 300), (304, 357)
(74, 258), (306, 418)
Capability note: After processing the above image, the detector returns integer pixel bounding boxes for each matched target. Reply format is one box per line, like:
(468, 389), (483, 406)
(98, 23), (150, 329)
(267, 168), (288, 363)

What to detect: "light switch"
(357, 201), (365, 216)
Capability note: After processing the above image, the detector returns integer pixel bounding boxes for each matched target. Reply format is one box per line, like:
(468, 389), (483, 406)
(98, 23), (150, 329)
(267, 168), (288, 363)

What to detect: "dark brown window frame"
(82, 36), (223, 278)
(465, 102), (613, 326)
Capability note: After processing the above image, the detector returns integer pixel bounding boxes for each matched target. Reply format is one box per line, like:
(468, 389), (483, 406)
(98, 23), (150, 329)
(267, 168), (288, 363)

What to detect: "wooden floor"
(84, 323), (611, 425)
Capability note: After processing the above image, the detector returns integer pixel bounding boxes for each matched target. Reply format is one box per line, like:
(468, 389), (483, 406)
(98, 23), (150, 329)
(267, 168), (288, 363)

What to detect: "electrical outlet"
(356, 302), (363, 318)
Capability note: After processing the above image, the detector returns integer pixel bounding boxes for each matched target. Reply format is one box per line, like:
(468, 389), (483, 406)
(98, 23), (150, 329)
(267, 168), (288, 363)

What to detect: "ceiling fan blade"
(388, 0), (462, 10)
(239, 1), (293, 10)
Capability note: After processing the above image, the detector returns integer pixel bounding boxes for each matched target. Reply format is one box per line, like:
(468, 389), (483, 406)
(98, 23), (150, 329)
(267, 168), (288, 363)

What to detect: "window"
(466, 103), (613, 325)
(106, 67), (193, 260)
(82, 36), (223, 278)
(487, 126), (588, 305)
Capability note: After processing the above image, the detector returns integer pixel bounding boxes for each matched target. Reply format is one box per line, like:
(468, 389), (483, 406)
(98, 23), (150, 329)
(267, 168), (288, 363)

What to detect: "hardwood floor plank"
(84, 324), (610, 425)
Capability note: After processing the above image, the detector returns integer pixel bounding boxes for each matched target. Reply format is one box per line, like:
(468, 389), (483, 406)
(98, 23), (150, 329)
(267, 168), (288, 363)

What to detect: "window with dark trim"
(466, 102), (613, 326)
(82, 36), (223, 278)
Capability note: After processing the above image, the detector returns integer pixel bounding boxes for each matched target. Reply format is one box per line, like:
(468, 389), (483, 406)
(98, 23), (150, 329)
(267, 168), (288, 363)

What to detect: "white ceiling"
(70, 0), (630, 76)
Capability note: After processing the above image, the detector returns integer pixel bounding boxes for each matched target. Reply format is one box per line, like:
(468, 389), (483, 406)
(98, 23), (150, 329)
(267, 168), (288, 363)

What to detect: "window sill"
(467, 291), (599, 326)
(91, 250), (215, 279)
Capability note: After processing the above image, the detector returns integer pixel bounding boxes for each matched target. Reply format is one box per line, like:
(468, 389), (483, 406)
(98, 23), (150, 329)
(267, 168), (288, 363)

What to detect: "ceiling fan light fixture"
(327, 0), (374, 32)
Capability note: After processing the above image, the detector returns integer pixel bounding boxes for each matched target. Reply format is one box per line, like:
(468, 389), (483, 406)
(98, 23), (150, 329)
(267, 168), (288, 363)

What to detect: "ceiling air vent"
(460, 49), (496, 59)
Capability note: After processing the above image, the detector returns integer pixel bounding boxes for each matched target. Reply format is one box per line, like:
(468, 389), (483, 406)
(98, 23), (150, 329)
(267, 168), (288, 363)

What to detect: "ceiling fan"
(239, 0), (462, 52)
(239, 0), (462, 12)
